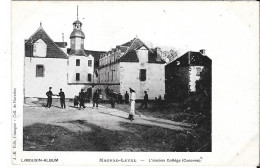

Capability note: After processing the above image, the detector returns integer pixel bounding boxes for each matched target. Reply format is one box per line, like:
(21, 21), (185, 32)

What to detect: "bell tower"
(69, 6), (86, 56)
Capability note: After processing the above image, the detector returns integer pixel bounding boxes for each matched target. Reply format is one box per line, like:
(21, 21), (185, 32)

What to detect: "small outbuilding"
(165, 49), (212, 101)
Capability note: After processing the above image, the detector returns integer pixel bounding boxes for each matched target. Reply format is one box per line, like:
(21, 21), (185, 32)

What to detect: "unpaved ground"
(23, 100), (201, 151)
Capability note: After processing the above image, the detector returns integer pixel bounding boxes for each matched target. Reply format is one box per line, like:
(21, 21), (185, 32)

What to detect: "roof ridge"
(26, 24), (43, 42)
(117, 37), (137, 61)
(30, 26), (68, 58)
(40, 28), (68, 58)
(136, 38), (154, 53)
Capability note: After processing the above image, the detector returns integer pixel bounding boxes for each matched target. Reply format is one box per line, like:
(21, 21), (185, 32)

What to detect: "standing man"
(46, 87), (53, 108)
(140, 91), (148, 109)
(92, 90), (99, 108)
(58, 88), (66, 109)
(125, 91), (129, 104)
(79, 89), (86, 109)
(128, 88), (136, 121)
(118, 93), (123, 104)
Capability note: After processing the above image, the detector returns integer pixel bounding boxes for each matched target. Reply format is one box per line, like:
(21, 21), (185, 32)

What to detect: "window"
(88, 73), (92, 82)
(88, 60), (92, 67)
(140, 69), (146, 81)
(76, 73), (80, 81)
(76, 59), (80, 66)
(36, 65), (44, 77)
(196, 67), (202, 76)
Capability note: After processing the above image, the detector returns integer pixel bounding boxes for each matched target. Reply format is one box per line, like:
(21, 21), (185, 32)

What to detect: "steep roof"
(118, 37), (165, 64)
(25, 26), (68, 59)
(54, 42), (67, 48)
(166, 51), (212, 67)
(119, 50), (139, 62)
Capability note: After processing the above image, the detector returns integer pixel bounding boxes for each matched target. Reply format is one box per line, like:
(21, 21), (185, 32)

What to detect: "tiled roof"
(118, 37), (164, 64)
(85, 50), (106, 62)
(117, 46), (128, 52)
(166, 51), (212, 67)
(118, 50), (139, 62)
(67, 48), (106, 68)
(54, 42), (67, 48)
(25, 27), (68, 59)
(148, 50), (166, 64)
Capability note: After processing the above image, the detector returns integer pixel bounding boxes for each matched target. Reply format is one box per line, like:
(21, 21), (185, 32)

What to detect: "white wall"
(97, 47), (166, 100)
(24, 57), (96, 99)
(189, 66), (204, 92)
(119, 62), (165, 100)
(24, 57), (68, 98)
(33, 39), (47, 57)
(68, 55), (94, 83)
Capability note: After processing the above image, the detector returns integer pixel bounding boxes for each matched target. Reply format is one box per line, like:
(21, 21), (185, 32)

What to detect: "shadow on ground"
(23, 120), (211, 152)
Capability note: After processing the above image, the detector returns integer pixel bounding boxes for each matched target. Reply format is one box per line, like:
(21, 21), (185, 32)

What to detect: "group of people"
(46, 87), (99, 110)
(46, 87), (66, 109)
(45, 86), (147, 122)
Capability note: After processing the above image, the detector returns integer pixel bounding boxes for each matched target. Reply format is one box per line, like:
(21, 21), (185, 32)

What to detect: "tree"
(162, 48), (180, 63)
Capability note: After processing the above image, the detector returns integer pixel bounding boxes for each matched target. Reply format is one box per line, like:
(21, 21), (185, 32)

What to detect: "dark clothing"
(110, 94), (116, 108)
(59, 91), (66, 109)
(93, 101), (98, 108)
(93, 92), (99, 107)
(79, 91), (85, 108)
(46, 98), (52, 108)
(46, 91), (53, 108)
(111, 99), (115, 108)
(60, 99), (66, 109)
(93, 92), (99, 102)
(118, 94), (123, 104)
(74, 97), (79, 107)
(128, 114), (134, 121)
(140, 93), (148, 109)
(125, 93), (129, 104)
(59, 91), (65, 99)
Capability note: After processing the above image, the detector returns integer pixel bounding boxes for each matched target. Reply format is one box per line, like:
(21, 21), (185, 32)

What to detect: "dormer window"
(33, 39), (47, 57)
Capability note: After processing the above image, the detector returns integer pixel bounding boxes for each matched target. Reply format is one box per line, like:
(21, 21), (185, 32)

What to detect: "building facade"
(24, 18), (105, 99)
(165, 50), (212, 101)
(97, 38), (166, 100)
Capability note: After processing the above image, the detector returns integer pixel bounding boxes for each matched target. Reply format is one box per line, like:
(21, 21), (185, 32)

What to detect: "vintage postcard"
(11, 0), (259, 166)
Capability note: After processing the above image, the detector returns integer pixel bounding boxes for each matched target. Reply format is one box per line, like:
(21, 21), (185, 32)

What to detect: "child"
(74, 95), (79, 108)
(110, 92), (116, 109)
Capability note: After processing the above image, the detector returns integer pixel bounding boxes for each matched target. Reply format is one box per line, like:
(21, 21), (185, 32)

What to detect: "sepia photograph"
(22, 3), (211, 152)
(11, 0), (258, 166)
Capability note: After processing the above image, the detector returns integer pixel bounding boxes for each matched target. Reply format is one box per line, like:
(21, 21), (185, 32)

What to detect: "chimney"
(200, 49), (206, 55)
(156, 47), (162, 61)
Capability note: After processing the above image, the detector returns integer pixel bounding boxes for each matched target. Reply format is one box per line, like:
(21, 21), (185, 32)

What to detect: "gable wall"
(119, 62), (165, 100)
(24, 57), (68, 98)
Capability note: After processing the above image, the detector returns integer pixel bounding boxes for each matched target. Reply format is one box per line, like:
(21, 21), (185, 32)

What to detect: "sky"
(12, 1), (258, 58)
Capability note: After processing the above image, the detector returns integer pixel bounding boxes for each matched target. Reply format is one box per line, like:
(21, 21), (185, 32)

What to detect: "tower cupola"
(69, 5), (86, 56)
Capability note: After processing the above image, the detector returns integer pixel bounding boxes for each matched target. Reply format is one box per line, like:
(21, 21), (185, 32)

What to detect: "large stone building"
(24, 17), (105, 99)
(97, 38), (166, 99)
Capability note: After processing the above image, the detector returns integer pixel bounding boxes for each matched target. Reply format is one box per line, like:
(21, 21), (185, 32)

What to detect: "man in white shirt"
(128, 88), (136, 121)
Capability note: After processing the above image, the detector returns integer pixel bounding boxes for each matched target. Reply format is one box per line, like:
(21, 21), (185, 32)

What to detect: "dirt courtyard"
(23, 100), (209, 152)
